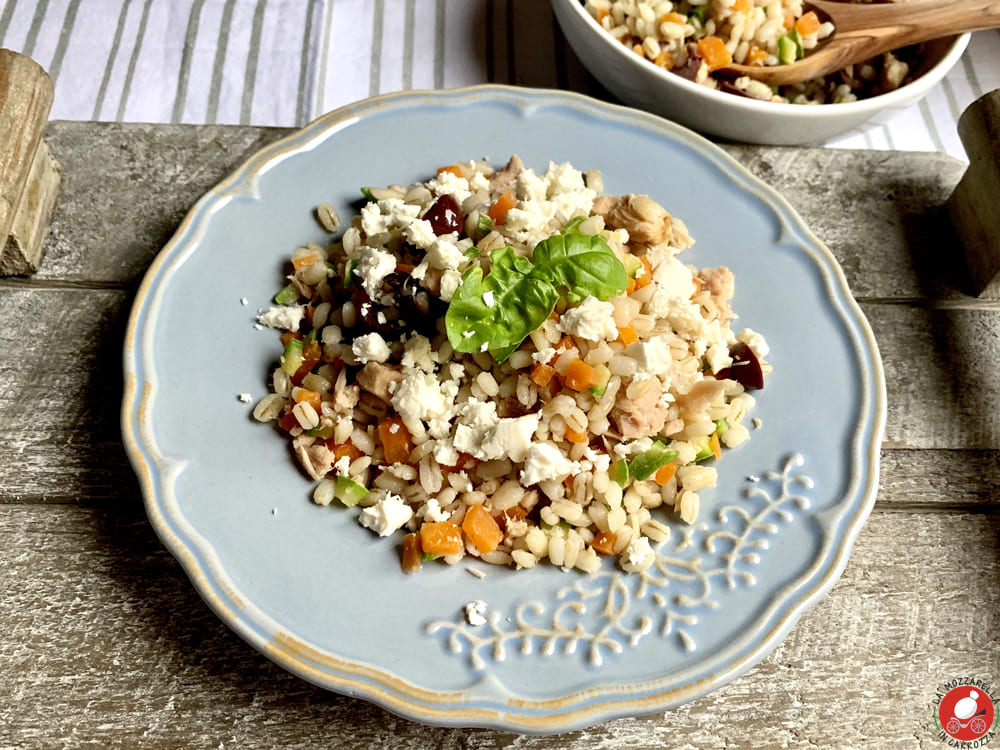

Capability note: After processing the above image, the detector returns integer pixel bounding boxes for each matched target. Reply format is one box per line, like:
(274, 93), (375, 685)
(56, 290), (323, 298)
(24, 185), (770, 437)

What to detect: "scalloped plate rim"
(121, 84), (886, 733)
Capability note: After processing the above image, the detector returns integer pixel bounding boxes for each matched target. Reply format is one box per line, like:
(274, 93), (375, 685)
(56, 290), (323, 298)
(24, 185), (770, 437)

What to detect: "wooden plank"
(38, 122), (291, 287)
(26, 123), (978, 306)
(0, 505), (995, 747)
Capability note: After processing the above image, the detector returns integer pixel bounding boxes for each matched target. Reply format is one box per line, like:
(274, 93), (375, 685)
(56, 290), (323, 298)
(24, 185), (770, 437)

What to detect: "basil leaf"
(561, 215), (587, 234)
(445, 247), (558, 355)
(530, 232), (627, 304)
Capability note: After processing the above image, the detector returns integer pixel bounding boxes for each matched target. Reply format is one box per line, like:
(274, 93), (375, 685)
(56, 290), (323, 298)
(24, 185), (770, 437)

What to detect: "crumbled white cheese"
(237, 393), (252, 403)
(354, 245), (397, 297)
(705, 342), (733, 374)
(520, 442), (578, 486)
(403, 218), (437, 249)
(622, 537), (655, 572)
(240, 297), (249, 306)
(737, 328), (770, 358)
(482, 291), (495, 307)
(532, 346), (556, 364)
(401, 333), (438, 372)
(257, 305), (306, 331)
(391, 371), (459, 436)
(428, 171), (472, 203)
(556, 296), (618, 341)
(425, 236), (465, 271)
(352, 332), (391, 364)
(418, 497), (451, 523)
(650, 253), (696, 299)
(625, 336), (672, 374)
(333, 455), (351, 477)
(464, 600), (488, 626)
(359, 492), (414, 537)
(439, 269), (462, 302)
(612, 437), (654, 460)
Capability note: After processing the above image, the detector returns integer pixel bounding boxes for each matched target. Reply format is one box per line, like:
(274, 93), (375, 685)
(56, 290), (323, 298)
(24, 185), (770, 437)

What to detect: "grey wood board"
(1, 506), (996, 748)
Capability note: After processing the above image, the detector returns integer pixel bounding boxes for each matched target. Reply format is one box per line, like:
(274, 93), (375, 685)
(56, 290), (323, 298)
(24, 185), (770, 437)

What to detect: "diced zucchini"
(789, 28), (804, 58)
(610, 458), (630, 488)
(778, 34), (797, 65)
(360, 187), (376, 201)
(335, 476), (369, 507)
(622, 254), (643, 278)
(475, 213), (494, 237)
(343, 258), (358, 288)
(588, 364), (612, 398)
(693, 435), (714, 462)
(280, 338), (304, 376)
(306, 422), (335, 439)
(688, 5), (709, 25)
(274, 284), (299, 305)
(628, 440), (680, 481)
(714, 417), (729, 436)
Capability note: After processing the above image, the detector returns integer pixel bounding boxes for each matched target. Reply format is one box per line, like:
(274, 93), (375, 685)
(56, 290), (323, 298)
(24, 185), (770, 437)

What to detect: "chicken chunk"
(489, 154), (523, 195)
(592, 194), (693, 249)
(610, 377), (668, 439)
(331, 368), (360, 414)
(356, 361), (405, 402)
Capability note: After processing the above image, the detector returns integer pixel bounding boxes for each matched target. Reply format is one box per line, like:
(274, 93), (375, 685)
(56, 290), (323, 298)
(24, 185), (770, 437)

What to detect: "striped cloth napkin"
(2, 0), (998, 160)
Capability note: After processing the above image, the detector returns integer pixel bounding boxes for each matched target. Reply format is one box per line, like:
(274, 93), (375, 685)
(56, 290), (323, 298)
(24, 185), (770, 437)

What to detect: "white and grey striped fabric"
(2, 0), (998, 160)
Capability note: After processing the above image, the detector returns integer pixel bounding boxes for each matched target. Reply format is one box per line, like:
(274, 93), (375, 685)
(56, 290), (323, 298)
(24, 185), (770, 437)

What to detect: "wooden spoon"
(721, 0), (1000, 87)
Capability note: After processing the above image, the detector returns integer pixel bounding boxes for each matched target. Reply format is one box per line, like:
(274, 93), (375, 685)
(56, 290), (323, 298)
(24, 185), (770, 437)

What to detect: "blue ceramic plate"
(122, 86), (885, 733)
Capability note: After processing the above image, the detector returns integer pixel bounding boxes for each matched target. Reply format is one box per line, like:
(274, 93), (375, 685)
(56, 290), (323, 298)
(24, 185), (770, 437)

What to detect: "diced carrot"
(710, 431), (722, 461)
(401, 532), (423, 574)
(563, 358), (599, 392)
(732, 0), (751, 13)
(592, 531), (617, 555)
(565, 426), (588, 444)
(654, 460), (678, 486)
(462, 504), (504, 555)
(696, 36), (733, 72)
(617, 324), (639, 346)
(795, 10), (821, 36)
(487, 190), (517, 225)
(278, 412), (300, 433)
(436, 164), (465, 178)
(420, 521), (464, 556)
(292, 254), (319, 269)
(660, 11), (686, 25)
(281, 330), (303, 347)
(292, 340), (322, 385)
(530, 362), (556, 388)
(653, 50), (674, 69)
(595, 7), (610, 24)
(396, 263), (415, 274)
(378, 417), (414, 465)
(746, 45), (768, 66)
(634, 255), (654, 290)
(632, 43), (645, 59)
(293, 388), (322, 413)
(783, 11), (796, 29)
(626, 277), (637, 295)
(328, 440), (364, 463)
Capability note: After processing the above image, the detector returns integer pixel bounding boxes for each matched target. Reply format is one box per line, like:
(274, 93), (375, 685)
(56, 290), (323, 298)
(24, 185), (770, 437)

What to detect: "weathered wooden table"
(2, 122), (998, 749)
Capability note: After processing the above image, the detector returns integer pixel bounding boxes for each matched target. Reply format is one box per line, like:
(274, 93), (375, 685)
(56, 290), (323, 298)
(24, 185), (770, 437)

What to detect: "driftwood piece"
(0, 48), (59, 275)
(947, 88), (1000, 296)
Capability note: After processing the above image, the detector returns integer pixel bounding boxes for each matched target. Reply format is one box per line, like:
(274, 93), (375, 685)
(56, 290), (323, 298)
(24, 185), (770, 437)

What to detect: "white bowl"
(551, 0), (971, 145)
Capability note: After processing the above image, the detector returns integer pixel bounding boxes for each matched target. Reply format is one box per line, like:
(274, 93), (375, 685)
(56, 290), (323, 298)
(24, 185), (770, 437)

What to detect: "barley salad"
(585, 0), (917, 104)
(252, 156), (770, 575)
